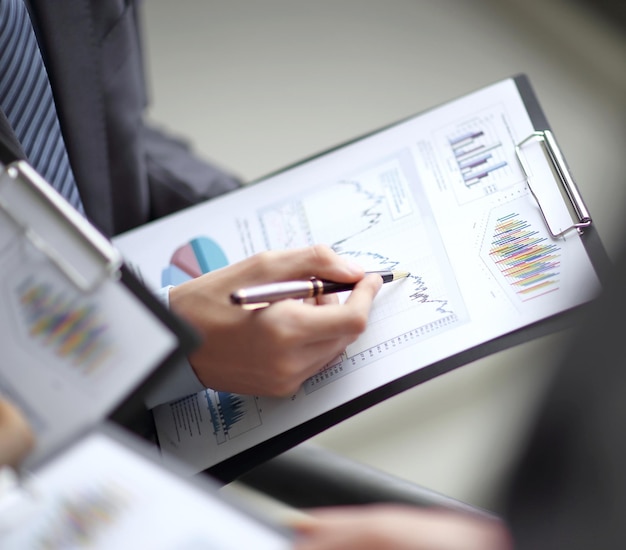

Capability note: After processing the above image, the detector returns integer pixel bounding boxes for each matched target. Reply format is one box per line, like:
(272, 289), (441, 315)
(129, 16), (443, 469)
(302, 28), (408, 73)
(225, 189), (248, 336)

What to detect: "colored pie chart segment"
(161, 237), (228, 286)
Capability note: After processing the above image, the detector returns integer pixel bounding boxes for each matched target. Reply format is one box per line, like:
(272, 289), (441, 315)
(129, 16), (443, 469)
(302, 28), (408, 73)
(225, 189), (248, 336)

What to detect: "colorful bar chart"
(488, 212), (561, 300)
(18, 279), (113, 373)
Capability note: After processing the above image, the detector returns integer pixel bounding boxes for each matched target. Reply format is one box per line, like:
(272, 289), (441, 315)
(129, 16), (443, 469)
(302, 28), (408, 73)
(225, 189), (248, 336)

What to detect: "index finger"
(295, 273), (383, 341)
(237, 245), (365, 286)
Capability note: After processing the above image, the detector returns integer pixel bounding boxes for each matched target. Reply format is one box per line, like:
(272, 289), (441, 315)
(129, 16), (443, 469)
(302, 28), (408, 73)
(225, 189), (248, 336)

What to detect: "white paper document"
(0, 429), (292, 549)
(114, 77), (602, 473)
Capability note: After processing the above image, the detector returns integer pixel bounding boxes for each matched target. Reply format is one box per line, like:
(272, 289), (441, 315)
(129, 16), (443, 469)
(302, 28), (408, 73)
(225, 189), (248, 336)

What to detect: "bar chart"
(18, 277), (113, 374)
(432, 106), (521, 206)
(482, 210), (561, 302)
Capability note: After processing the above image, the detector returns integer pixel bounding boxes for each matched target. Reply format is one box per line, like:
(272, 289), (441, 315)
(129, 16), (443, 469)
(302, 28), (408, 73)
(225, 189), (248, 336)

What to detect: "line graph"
(258, 178), (387, 251)
(258, 154), (467, 392)
(328, 180), (387, 251)
(338, 249), (453, 317)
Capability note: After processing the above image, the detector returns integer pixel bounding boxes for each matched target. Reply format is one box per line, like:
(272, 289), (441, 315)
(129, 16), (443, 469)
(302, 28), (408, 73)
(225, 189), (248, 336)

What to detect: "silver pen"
(231, 270), (410, 308)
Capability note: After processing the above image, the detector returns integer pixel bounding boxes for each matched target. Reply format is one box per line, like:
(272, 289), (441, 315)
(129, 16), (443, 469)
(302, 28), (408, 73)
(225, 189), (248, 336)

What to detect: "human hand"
(0, 399), (35, 468)
(168, 245), (382, 397)
(292, 505), (513, 550)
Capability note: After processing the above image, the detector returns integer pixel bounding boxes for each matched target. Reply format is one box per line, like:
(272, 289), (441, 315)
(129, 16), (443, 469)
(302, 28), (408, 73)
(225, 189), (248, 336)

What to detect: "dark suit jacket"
(2, 0), (239, 237)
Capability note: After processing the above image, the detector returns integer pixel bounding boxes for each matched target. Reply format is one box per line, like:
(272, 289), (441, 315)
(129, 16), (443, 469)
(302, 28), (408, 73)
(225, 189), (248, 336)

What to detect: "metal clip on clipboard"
(0, 160), (121, 293)
(515, 130), (592, 238)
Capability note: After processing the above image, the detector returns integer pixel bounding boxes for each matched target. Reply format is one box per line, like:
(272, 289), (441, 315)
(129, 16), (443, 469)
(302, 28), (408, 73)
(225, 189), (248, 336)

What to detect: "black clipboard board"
(201, 74), (612, 482)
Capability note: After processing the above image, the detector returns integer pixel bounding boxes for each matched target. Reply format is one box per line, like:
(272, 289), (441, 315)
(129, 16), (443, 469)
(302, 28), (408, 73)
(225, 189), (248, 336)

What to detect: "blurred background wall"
(140, 0), (625, 513)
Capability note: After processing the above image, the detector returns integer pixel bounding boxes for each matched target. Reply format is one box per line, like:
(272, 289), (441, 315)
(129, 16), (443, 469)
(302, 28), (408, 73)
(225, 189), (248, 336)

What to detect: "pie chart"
(161, 237), (229, 286)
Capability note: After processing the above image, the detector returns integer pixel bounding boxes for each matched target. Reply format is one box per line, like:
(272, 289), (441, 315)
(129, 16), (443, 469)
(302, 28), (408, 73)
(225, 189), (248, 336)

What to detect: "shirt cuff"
(156, 285), (174, 307)
(143, 286), (207, 408)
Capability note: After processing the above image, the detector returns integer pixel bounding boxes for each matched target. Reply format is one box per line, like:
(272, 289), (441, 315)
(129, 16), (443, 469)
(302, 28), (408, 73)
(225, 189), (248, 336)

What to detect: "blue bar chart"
(448, 126), (508, 188)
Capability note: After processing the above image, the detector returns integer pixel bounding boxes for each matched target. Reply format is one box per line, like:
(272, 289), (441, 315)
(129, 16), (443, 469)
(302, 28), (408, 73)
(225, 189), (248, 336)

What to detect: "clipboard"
(0, 140), (199, 468)
(113, 74), (612, 482)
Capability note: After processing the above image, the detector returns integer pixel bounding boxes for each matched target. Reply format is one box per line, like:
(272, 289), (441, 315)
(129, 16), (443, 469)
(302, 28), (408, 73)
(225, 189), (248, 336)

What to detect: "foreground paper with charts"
(0, 427), (292, 549)
(114, 76), (602, 474)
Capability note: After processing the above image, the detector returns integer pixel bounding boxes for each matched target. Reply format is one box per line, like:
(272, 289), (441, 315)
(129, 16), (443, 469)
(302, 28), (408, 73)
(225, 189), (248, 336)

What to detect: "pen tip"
(393, 270), (410, 280)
